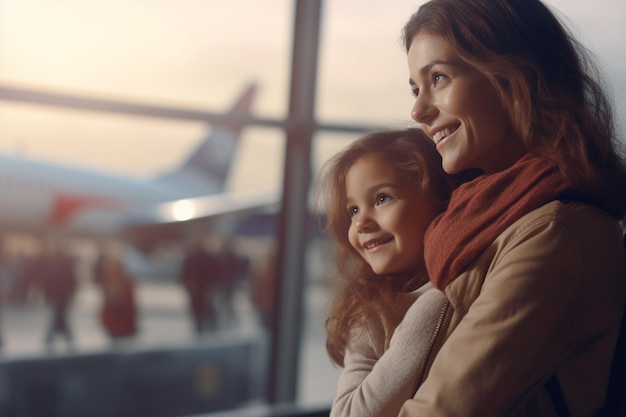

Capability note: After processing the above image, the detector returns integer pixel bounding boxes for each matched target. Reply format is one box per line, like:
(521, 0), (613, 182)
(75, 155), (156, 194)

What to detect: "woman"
(319, 129), (466, 416)
(399, 0), (626, 416)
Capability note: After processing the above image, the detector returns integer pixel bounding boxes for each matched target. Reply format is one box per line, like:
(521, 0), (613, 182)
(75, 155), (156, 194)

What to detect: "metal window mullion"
(267, 0), (323, 405)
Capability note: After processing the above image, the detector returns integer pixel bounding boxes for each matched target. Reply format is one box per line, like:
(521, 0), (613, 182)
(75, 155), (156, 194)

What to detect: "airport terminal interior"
(0, 0), (623, 416)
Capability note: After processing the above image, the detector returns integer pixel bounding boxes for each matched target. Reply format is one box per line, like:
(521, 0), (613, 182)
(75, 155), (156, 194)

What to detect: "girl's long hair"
(316, 128), (464, 366)
(403, 0), (626, 217)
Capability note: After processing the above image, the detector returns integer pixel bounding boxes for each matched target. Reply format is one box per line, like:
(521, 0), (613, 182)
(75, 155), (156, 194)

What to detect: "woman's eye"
(433, 73), (446, 86)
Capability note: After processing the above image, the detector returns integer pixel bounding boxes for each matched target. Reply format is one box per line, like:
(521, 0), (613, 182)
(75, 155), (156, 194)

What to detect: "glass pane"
(0, 0), (291, 118)
(317, 0), (419, 127)
(0, 1), (289, 415)
(0, 122), (286, 416)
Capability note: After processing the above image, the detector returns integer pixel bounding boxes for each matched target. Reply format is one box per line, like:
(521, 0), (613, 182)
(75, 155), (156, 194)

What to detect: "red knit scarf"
(424, 154), (576, 290)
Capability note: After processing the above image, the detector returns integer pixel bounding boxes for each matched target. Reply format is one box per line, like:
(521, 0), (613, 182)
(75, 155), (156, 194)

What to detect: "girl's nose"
(356, 212), (376, 233)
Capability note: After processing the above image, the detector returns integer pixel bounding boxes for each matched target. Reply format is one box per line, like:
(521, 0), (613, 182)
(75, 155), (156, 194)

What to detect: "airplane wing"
(120, 187), (282, 251)
(124, 187), (281, 226)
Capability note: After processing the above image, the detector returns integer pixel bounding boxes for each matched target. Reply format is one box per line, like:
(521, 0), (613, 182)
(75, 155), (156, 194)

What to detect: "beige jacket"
(399, 201), (626, 417)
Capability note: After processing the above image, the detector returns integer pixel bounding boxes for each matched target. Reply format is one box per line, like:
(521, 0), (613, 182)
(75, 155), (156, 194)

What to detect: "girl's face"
(407, 32), (525, 174)
(345, 153), (437, 275)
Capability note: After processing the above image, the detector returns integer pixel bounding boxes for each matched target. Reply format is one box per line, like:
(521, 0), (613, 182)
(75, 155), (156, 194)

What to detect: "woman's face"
(407, 31), (525, 174)
(345, 153), (437, 275)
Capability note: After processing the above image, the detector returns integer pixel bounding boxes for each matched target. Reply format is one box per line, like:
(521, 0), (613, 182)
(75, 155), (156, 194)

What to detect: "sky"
(0, 0), (624, 191)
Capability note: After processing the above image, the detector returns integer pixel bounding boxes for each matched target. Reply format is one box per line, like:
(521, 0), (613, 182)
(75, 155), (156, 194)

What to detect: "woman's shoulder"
(502, 200), (623, 247)
(525, 199), (616, 220)
(491, 200), (625, 279)
(446, 200), (626, 315)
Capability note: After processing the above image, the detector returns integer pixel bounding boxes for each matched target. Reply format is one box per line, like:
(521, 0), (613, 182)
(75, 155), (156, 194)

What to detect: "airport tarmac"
(0, 280), (340, 409)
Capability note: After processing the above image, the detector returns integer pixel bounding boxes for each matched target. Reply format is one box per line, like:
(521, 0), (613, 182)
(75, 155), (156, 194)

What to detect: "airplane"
(0, 83), (281, 277)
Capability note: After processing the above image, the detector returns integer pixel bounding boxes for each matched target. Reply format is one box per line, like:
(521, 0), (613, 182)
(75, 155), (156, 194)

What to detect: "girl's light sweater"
(330, 282), (447, 417)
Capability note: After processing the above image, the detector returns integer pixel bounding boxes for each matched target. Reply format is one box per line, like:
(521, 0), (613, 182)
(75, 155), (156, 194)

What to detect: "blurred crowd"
(0, 234), (280, 354)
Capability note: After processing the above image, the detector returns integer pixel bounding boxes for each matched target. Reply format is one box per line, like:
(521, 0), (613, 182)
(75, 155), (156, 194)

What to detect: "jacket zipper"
(414, 299), (451, 390)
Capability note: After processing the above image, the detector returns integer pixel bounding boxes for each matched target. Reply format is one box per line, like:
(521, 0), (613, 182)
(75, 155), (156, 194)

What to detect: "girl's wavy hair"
(403, 0), (626, 216)
(316, 128), (463, 366)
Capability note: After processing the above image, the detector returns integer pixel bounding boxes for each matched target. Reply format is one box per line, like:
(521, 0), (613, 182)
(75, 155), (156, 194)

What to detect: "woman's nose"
(410, 92), (437, 124)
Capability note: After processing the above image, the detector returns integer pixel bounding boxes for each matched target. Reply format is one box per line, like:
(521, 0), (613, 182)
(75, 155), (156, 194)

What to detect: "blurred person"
(40, 243), (77, 350)
(181, 239), (220, 335)
(250, 250), (276, 331)
(214, 239), (250, 328)
(96, 245), (138, 345)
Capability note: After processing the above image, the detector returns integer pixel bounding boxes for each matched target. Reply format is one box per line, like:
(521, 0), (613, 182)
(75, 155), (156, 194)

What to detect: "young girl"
(317, 128), (468, 417)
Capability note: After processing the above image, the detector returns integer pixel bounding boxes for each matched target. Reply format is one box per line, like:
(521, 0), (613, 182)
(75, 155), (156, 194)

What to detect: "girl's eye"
(348, 206), (358, 217)
(376, 194), (391, 205)
(433, 73), (446, 86)
(411, 87), (419, 98)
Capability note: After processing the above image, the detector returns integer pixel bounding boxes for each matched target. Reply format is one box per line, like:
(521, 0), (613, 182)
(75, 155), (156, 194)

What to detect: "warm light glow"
(171, 199), (195, 221)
